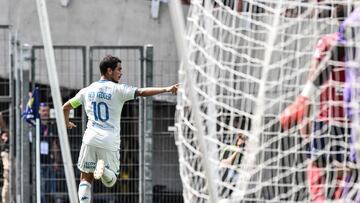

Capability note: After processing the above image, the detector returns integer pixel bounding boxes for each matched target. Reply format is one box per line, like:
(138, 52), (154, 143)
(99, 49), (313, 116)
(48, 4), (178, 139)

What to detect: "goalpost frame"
(168, 0), (219, 202)
(35, 0), (78, 202)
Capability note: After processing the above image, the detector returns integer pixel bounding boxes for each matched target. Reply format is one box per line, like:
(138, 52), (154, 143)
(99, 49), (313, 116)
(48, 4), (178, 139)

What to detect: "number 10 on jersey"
(92, 101), (109, 122)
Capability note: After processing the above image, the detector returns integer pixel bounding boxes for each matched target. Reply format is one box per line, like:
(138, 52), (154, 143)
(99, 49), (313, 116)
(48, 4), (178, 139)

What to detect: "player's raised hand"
(67, 121), (77, 129)
(167, 84), (179, 95)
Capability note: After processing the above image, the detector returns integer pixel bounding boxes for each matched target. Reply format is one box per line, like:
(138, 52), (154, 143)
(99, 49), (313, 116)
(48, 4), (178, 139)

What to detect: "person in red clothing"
(280, 5), (351, 202)
(306, 30), (349, 203)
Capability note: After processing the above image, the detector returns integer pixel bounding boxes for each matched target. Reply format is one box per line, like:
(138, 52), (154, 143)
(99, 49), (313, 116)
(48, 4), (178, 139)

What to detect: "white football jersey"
(70, 80), (137, 151)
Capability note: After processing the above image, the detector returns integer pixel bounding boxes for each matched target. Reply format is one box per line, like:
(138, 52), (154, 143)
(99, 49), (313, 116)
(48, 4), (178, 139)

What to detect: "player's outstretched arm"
(137, 84), (179, 97)
(62, 101), (77, 129)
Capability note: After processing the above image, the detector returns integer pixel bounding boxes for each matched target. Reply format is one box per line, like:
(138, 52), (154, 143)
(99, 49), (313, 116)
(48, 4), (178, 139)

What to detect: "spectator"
(220, 133), (247, 166)
(0, 112), (9, 203)
(219, 115), (250, 199)
(39, 103), (63, 203)
(0, 130), (9, 203)
(0, 112), (6, 132)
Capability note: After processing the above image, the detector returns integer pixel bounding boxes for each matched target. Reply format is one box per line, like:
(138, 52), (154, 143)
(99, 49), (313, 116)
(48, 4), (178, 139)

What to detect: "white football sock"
(78, 181), (91, 203)
(101, 168), (117, 187)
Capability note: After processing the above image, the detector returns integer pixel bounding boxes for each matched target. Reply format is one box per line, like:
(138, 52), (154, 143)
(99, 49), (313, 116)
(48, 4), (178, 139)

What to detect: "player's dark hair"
(99, 55), (122, 75)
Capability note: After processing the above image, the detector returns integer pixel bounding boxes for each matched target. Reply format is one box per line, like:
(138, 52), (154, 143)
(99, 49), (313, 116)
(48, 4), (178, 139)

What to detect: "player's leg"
(339, 128), (359, 202)
(94, 148), (119, 187)
(328, 125), (349, 199)
(308, 161), (326, 202)
(308, 121), (327, 202)
(77, 144), (97, 203)
(78, 172), (93, 203)
(93, 159), (105, 180)
(94, 160), (117, 187)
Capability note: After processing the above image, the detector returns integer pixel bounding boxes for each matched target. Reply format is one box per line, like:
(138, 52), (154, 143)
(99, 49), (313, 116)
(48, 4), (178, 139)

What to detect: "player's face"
(110, 63), (122, 83)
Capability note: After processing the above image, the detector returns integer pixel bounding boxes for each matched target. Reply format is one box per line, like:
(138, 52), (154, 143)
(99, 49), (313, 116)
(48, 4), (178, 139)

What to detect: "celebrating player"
(62, 55), (178, 203)
(280, 5), (351, 202)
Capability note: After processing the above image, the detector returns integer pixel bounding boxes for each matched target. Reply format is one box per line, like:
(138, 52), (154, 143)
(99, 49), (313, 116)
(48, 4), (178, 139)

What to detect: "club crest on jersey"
(88, 92), (96, 101)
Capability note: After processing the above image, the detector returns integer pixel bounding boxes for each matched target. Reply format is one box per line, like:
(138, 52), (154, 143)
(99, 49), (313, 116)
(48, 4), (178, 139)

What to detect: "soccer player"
(280, 5), (350, 202)
(39, 103), (63, 202)
(62, 55), (178, 203)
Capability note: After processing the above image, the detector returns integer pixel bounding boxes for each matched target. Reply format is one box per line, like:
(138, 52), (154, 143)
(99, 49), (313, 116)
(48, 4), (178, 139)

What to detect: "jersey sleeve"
(116, 84), (138, 102)
(69, 88), (85, 108)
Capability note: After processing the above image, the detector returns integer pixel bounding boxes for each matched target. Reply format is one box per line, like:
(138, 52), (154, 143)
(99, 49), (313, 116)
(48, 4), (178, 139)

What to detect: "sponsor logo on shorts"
(83, 161), (96, 169)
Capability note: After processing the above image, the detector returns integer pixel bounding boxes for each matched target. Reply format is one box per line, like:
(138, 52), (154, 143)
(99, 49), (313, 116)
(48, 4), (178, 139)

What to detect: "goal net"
(175, 1), (360, 202)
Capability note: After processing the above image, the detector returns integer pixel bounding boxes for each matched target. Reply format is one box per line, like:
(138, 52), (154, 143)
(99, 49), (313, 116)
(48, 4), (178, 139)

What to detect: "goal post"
(171, 0), (359, 202)
(169, 0), (220, 202)
(35, 0), (78, 202)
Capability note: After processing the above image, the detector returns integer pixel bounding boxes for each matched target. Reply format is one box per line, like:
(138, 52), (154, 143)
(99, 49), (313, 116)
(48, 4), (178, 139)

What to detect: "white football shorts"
(77, 143), (120, 175)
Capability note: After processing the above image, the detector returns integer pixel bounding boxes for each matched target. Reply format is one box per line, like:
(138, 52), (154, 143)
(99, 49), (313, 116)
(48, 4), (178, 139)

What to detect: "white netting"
(175, 1), (360, 202)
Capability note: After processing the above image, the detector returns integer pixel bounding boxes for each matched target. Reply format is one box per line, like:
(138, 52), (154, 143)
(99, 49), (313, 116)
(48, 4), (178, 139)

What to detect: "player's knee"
(101, 176), (117, 188)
